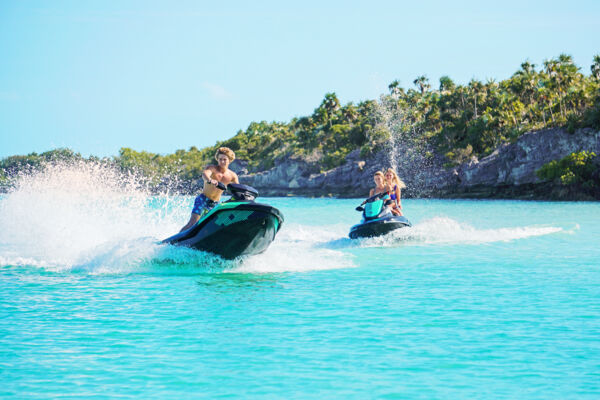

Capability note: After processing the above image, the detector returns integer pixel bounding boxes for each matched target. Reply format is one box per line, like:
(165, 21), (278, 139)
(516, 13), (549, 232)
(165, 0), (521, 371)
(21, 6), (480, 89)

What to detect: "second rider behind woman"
(369, 168), (406, 216)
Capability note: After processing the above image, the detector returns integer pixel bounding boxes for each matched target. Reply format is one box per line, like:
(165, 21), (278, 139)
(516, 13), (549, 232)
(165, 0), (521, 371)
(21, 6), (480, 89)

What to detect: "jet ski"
(162, 183), (284, 259)
(349, 192), (411, 239)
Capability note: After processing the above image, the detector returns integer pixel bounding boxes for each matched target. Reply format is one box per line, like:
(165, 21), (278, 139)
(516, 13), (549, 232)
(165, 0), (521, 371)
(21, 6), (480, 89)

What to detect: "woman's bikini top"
(389, 185), (398, 201)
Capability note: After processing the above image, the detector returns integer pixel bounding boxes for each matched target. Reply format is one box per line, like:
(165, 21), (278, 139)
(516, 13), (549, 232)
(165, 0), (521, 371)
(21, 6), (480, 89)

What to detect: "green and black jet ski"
(162, 183), (284, 259)
(349, 192), (411, 239)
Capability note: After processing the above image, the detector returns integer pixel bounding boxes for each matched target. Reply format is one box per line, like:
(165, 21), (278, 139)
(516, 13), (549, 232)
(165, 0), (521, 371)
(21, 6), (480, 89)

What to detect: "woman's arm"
(395, 187), (402, 209)
(369, 188), (374, 197)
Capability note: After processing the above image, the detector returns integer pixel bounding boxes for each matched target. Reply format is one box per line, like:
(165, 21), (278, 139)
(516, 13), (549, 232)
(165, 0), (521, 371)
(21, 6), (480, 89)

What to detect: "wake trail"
(231, 223), (354, 273)
(343, 216), (563, 248)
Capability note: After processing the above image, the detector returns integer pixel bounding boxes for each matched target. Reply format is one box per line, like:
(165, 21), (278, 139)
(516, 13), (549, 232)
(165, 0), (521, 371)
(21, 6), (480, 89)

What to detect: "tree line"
(2, 54), (599, 190)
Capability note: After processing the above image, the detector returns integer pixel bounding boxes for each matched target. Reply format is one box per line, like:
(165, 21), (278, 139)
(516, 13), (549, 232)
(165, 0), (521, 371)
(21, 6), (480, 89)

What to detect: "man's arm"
(232, 171), (239, 184)
(202, 166), (217, 186)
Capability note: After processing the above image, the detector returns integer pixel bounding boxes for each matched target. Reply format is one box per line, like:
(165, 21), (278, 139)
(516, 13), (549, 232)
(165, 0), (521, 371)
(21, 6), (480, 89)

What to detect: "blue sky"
(1, 0), (599, 158)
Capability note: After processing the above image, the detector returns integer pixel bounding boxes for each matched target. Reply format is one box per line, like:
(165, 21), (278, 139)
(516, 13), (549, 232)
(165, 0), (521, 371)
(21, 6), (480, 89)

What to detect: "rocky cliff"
(446, 127), (600, 199)
(235, 128), (600, 200)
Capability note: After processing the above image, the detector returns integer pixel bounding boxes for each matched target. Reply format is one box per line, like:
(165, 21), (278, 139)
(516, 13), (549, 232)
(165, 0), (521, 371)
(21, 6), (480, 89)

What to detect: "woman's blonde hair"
(385, 168), (406, 189)
(215, 147), (235, 162)
(374, 171), (385, 178)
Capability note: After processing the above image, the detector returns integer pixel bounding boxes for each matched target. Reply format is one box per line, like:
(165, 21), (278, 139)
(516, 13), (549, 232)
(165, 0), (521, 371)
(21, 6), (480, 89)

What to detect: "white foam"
(231, 223), (355, 273)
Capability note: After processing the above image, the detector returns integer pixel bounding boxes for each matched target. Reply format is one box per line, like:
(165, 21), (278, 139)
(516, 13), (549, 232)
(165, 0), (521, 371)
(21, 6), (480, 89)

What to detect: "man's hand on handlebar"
(206, 179), (226, 190)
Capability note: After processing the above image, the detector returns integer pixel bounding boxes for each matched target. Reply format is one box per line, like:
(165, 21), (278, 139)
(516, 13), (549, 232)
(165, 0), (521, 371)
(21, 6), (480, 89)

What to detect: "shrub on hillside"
(536, 151), (598, 188)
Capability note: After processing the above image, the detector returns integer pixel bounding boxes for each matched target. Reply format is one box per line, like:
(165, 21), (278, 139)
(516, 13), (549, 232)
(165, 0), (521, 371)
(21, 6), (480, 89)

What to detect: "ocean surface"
(1, 164), (599, 399)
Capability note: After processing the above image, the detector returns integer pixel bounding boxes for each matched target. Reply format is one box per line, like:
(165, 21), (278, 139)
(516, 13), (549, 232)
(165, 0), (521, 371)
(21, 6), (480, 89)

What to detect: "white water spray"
(374, 93), (438, 196)
(0, 161), (184, 271)
(0, 161), (354, 274)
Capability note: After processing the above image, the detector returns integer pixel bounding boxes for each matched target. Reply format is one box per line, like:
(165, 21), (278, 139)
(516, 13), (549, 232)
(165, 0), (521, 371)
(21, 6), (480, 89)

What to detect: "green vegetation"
(2, 54), (599, 189)
(411, 54), (600, 164)
(134, 53), (599, 172)
(0, 148), (86, 189)
(537, 151), (598, 188)
(0, 148), (83, 172)
(118, 93), (387, 174)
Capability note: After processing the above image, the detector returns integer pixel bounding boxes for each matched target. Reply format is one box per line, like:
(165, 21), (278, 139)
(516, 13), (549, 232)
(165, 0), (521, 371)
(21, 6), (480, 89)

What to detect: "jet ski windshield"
(361, 192), (393, 221)
(364, 198), (384, 219)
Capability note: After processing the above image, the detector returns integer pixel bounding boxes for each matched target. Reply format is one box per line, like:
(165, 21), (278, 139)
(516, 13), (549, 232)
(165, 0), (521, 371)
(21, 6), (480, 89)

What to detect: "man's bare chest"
(210, 170), (232, 183)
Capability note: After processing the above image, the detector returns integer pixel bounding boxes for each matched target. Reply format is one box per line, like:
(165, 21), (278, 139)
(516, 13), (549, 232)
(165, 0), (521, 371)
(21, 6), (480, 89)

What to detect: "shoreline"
(237, 127), (600, 201)
(2, 127), (598, 201)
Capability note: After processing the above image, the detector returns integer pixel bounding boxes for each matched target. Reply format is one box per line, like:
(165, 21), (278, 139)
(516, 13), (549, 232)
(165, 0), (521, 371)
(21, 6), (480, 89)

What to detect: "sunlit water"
(1, 164), (599, 398)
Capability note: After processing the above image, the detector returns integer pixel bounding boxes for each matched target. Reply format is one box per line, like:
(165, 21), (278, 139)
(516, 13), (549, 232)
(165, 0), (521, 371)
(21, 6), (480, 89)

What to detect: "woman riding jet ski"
(162, 183), (284, 259)
(349, 191), (411, 239)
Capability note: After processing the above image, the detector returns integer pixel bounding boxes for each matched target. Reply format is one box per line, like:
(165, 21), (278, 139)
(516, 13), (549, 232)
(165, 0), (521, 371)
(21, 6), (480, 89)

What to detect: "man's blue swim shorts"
(191, 194), (218, 217)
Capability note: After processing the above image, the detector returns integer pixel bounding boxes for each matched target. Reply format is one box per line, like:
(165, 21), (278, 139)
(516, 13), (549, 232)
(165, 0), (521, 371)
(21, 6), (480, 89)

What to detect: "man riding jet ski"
(162, 182), (284, 259)
(349, 191), (411, 239)
(163, 146), (283, 259)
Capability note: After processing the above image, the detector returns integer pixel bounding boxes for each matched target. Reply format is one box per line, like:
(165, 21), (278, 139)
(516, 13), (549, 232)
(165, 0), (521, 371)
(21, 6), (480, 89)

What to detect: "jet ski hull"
(163, 202), (283, 259)
(349, 216), (411, 239)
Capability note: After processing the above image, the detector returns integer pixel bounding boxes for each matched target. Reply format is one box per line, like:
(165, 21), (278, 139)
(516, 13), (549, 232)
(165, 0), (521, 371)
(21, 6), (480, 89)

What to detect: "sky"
(1, 0), (599, 158)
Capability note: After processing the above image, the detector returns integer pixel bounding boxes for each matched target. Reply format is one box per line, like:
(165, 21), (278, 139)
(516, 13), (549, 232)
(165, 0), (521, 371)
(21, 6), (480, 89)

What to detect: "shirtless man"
(179, 147), (239, 232)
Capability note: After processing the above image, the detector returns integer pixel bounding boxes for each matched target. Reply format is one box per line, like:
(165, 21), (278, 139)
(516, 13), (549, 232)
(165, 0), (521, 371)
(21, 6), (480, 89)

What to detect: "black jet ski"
(162, 183), (284, 259)
(349, 192), (411, 239)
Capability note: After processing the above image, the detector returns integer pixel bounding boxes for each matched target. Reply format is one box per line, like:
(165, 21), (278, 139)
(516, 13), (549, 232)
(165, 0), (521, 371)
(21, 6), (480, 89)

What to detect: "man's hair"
(215, 147), (235, 162)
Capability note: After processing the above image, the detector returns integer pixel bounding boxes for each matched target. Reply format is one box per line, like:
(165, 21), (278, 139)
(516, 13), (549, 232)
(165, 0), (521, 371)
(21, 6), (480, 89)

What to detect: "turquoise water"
(1, 165), (600, 398)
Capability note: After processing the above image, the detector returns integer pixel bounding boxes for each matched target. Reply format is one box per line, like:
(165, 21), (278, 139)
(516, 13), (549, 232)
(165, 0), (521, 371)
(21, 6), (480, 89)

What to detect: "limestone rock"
(238, 127), (599, 199)
(455, 128), (600, 187)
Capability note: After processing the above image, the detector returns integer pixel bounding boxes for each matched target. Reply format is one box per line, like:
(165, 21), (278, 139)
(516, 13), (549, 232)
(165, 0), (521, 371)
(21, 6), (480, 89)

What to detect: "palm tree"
(468, 79), (484, 118)
(537, 83), (555, 124)
(342, 103), (359, 122)
(313, 92), (341, 129)
(510, 62), (540, 123)
(543, 58), (565, 118)
(388, 80), (403, 96)
(591, 55), (600, 80)
(439, 76), (455, 93)
(323, 92), (341, 113)
(544, 54), (581, 118)
(413, 75), (430, 95)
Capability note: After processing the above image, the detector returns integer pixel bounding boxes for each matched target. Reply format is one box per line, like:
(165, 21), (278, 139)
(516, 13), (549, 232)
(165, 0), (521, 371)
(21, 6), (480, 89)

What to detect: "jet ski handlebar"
(355, 192), (390, 212)
(211, 182), (259, 201)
